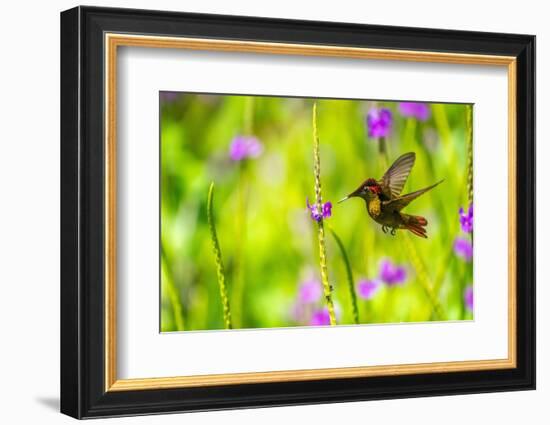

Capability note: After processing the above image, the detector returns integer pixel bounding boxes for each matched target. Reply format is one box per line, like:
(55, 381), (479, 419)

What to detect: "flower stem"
(433, 244), (456, 297)
(329, 227), (359, 324)
(432, 103), (453, 146)
(232, 163), (248, 327)
(466, 104), (474, 246)
(161, 247), (185, 331)
(207, 182), (232, 329)
(466, 104), (474, 205)
(401, 233), (446, 320)
(409, 117), (450, 233)
(312, 103), (336, 326)
(232, 98), (255, 327)
(378, 136), (389, 170)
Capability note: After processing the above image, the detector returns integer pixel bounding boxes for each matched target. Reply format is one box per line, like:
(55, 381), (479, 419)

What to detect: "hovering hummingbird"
(338, 152), (443, 238)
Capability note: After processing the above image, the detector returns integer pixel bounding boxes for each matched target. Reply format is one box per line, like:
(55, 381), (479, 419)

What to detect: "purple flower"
(229, 135), (263, 161)
(464, 286), (474, 312)
(459, 204), (474, 233)
(379, 259), (407, 286)
(323, 202), (332, 218)
(298, 279), (322, 303)
(454, 237), (473, 261)
(357, 279), (380, 300)
(398, 102), (430, 121)
(367, 107), (392, 138)
(306, 198), (332, 222)
(310, 308), (331, 326)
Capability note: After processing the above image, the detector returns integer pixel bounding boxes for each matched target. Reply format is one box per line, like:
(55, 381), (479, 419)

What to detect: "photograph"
(160, 93), (474, 332)
(58, 5), (535, 419)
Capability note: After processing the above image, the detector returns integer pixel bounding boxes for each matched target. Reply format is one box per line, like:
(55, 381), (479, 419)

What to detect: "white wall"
(0, 0), (545, 423)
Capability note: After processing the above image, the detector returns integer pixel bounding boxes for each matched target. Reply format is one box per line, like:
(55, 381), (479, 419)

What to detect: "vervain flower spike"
(207, 182), (232, 329)
(311, 103), (336, 326)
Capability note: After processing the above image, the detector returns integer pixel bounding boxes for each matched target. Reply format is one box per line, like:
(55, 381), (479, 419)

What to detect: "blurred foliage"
(160, 92), (473, 332)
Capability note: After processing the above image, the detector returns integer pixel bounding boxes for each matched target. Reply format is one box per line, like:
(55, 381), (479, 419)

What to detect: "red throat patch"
(370, 185), (382, 194)
(365, 179), (382, 194)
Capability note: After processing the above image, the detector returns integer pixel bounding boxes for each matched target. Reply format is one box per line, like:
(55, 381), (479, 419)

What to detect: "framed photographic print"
(60, 6), (535, 419)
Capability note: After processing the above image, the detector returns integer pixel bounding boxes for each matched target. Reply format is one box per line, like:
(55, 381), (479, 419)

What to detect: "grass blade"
(329, 227), (359, 324)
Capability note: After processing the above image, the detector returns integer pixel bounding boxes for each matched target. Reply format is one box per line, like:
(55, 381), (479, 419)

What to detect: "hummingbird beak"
(338, 191), (358, 203)
(337, 196), (349, 204)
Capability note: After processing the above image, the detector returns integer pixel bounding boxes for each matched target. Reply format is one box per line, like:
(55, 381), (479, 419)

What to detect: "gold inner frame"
(104, 33), (517, 392)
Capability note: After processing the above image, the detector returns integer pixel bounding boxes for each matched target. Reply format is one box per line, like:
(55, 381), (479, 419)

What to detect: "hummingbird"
(338, 152), (443, 238)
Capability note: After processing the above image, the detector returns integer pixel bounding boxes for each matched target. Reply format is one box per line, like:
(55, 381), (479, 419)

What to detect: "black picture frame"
(61, 5), (535, 419)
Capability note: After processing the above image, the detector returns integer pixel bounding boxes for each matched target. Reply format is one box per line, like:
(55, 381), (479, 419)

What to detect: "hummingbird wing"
(379, 152), (416, 199)
(383, 180), (444, 212)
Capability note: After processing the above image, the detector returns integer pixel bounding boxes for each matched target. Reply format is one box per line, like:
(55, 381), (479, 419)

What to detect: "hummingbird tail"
(410, 215), (427, 226)
(403, 214), (428, 239)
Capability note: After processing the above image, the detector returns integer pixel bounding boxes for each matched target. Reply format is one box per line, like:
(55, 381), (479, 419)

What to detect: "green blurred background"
(160, 92), (473, 332)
